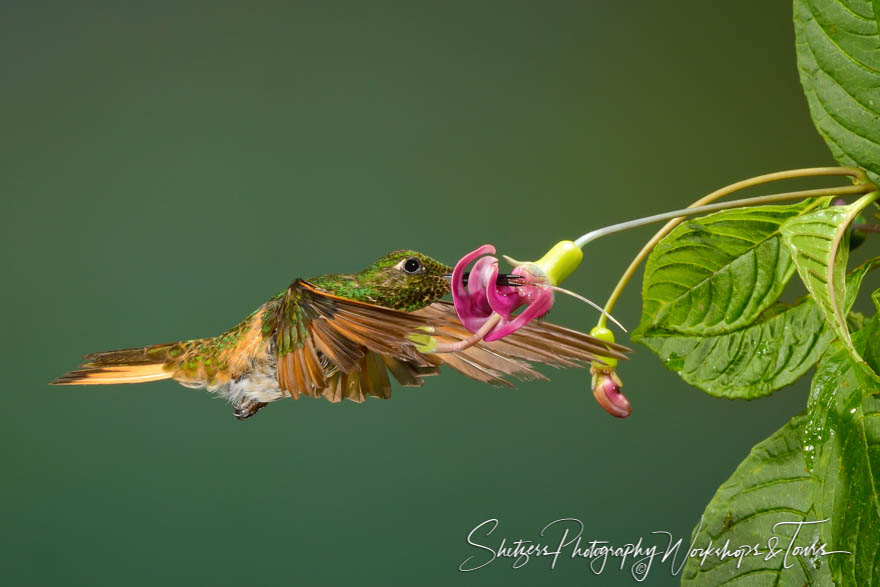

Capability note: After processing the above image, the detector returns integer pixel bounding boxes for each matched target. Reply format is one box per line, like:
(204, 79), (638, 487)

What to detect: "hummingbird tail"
(51, 343), (177, 386)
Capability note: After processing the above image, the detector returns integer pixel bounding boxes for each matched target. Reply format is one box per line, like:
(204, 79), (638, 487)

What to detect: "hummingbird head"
(354, 250), (453, 311)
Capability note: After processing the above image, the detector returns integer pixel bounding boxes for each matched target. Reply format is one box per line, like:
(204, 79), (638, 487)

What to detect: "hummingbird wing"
(315, 352), (442, 403)
(267, 281), (631, 402)
(266, 279), (440, 399)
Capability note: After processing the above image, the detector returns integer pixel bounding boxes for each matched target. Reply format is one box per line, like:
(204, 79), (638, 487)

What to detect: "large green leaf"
(780, 198), (877, 366)
(636, 298), (833, 399)
(680, 414), (831, 585)
(636, 200), (826, 337)
(794, 0), (880, 183)
(634, 260), (872, 399)
(804, 329), (880, 585)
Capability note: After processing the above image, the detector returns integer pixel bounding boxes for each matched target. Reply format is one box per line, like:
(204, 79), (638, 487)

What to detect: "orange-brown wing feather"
(269, 280), (436, 400)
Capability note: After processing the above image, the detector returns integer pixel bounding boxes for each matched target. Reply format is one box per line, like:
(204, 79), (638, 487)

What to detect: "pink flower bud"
(591, 368), (631, 418)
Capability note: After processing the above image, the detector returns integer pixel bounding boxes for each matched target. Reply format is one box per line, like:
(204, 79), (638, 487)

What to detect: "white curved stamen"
(543, 284), (627, 332)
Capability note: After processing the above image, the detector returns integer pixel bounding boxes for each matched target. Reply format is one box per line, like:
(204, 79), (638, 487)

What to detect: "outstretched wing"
(265, 280), (631, 402)
(264, 279), (439, 399)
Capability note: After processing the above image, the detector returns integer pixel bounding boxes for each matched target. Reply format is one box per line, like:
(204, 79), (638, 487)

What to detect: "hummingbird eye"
(402, 257), (424, 275)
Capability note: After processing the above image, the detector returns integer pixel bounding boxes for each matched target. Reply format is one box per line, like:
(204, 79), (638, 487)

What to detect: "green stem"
(581, 167), (875, 329)
(839, 191), (880, 242)
(574, 184), (868, 248)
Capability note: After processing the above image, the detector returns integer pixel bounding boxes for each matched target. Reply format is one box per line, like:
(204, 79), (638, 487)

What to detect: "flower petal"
(468, 256), (497, 316)
(485, 278), (522, 321)
(483, 288), (553, 342)
(452, 244), (496, 332)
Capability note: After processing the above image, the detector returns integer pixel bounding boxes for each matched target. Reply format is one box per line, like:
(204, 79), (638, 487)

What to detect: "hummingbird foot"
(233, 399), (268, 421)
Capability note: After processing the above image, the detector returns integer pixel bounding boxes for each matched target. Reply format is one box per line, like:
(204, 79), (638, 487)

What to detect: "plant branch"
(578, 167), (876, 329)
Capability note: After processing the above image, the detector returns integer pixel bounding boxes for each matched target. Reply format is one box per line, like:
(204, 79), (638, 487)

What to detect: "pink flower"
(451, 244), (554, 342)
(444, 244), (633, 418)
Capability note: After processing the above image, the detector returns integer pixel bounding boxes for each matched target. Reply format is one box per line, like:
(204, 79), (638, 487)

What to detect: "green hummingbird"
(52, 250), (630, 419)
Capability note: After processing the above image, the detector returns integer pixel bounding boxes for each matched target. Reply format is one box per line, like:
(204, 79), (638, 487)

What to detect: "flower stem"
(429, 313), (501, 353)
(577, 167), (876, 329)
(574, 184), (869, 249)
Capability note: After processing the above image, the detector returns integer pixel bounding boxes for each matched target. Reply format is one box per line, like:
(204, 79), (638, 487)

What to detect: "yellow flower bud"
(533, 240), (583, 286)
(589, 325), (618, 369)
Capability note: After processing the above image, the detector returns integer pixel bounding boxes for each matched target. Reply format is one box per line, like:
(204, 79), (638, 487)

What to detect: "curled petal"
(483, 289), (553, 342)
(452, 244), (496, 332)
(485, 272), (523, 320)
(468, 256), (498, 316)
(591, 369), (631, 418)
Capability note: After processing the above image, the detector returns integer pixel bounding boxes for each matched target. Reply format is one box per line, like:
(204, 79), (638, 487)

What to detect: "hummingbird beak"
(442, 272), (522, 287)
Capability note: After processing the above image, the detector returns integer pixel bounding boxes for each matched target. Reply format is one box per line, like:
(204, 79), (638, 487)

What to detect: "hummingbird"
(52, 250), (630, 420)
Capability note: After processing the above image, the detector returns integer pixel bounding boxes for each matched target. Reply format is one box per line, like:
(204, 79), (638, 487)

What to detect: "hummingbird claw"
(233, 400), (268, 420)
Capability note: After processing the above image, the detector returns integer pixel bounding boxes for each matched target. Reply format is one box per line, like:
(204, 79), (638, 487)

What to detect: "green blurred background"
(2, 1), (866, 585)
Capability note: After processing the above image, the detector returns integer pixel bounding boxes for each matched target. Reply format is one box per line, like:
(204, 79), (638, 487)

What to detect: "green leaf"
(804, 330), (880, 585)
(794, 0), (880, 183)
(681, 414), (831, 585)
(636, 199), (827, 337)
(634, 261), (872, 399)
(864, 289), (880, 373)
(780, 198), (878, 367)
(636, 298), (833, 399)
